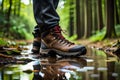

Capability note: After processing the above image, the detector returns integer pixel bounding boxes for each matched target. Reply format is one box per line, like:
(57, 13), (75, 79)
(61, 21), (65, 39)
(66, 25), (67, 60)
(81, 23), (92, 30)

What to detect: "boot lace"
(50, 26), (74, 46)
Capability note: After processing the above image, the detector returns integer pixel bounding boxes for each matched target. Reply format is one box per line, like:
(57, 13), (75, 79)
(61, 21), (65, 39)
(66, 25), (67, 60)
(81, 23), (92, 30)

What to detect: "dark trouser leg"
(32, 0), (59, 53)
(33, 0), (60, 32)
(53, 0), (59, 9)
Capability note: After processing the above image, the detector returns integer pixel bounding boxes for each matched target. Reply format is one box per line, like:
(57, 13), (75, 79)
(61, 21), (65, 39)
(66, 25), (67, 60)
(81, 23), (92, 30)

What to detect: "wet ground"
(0, 45), (120, 80)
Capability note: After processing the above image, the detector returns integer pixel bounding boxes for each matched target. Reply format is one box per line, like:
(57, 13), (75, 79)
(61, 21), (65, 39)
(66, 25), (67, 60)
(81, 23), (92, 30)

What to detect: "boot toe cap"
(69, 45), (87, 55)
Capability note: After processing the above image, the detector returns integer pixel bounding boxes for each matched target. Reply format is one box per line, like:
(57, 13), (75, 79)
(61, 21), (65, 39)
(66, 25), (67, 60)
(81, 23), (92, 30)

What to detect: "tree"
(6, 0), (12, 22)
(1, 0), (4, 12)
(84, 0), (92, 38)
(5, 0), (13, 36)
(104, 0), (117, 38)
(97, 0), (104, 31)
(13, 0), (17, 16)
(69, 0), (74, 37)
(76, 0), (81, 39)
(80, 0), (85, 38)
(118, 0), (120, 24)
(13, 0), (21, 16)
(92, 0), (98, 33)
(18, 0), (21, 16)
(115, 0), (120, 24)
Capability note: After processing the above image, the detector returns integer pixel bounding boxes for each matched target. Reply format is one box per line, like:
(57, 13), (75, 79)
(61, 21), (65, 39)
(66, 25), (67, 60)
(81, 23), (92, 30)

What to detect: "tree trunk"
(14, 0), (17, 16)
(80, 0), (85, 38)
(97, 0), (103, 31)
(18, 0), (21, 16)
(84, 0), (92, 38)
(6, 0), (12, 21)
(76, 0), (81, 39)
(104, 0), (117, 38)
(1, 0), (4, 12)
(92, 0), (98, 33)
(115, 0), (120, 24)
(69, 0), (74, 37)
(118, 0), (120, 24)
(5, 0), (12, 37)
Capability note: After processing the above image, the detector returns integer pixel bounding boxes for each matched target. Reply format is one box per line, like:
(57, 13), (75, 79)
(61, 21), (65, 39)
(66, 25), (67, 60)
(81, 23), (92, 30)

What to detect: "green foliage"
(57, 0), (77, 40)
(6, 49), (21, 55)
(0, 13), (6, 25)
(20, 4), (36, 33)
(0, 38), (8, 46)
(89, 25), (120, 42)
(89, 28), (106, 42)
(115, 25), (120, 37)
(0, 38), (18, 47)
(9, 16), (33, 40)
(57, 0), (70, 33)
(0, 3), (35, 40)
(64, 34), (77, 41)
(0, 38), (28, 55)
(0, 13), (7, 37)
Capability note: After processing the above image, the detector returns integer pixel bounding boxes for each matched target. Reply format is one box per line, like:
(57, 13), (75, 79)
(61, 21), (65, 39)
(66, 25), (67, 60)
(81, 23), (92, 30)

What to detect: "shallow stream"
(0, 45), (120, 80)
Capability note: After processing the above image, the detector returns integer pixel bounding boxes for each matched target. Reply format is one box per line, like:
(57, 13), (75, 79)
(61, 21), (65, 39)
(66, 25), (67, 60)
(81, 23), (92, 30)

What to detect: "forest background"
(0, 0), (120, 44)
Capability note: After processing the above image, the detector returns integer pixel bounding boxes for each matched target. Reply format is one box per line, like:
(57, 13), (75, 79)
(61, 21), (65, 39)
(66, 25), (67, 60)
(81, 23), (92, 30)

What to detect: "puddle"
(0, 46), (120, 80)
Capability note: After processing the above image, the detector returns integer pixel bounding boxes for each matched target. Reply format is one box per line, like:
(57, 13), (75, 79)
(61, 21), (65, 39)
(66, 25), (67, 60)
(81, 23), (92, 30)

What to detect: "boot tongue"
(52, 26), (64, 39)
(53, 26), (61, 33)
(41, 26), (61, 38)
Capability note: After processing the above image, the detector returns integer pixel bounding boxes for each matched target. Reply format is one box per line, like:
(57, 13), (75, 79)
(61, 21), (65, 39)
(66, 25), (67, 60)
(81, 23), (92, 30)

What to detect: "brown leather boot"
(40, 26), (87, 57)
(32, 26), (41, 53)
(32, 25), (57, 56)
(32, 36), (41, 53)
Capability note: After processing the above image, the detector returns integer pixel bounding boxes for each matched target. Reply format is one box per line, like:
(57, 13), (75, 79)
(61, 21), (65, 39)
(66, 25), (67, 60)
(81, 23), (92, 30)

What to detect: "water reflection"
(33, 57), (87, 80)
(0, 65), (21, 80)
(0, 48), (120, 80)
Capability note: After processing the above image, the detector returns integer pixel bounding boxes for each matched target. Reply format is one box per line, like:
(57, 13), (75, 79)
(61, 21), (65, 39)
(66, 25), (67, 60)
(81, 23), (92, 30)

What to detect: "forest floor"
(0, 38), (120, 64)
(22, 38), (120, 51)
(78, 38), (120, 48)
(25, 38), (120, 55)
(78, 38), (120, 57)
(0, 38), (120, 56)
(15, 37), (120, 48)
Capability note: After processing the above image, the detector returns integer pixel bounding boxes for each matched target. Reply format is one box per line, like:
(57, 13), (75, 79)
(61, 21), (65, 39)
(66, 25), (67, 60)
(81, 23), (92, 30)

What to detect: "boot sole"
(40, 48), (86, 57)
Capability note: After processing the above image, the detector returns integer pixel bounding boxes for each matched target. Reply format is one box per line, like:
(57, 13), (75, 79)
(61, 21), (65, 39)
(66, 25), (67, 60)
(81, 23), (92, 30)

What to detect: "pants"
(33, 0), (60, 32)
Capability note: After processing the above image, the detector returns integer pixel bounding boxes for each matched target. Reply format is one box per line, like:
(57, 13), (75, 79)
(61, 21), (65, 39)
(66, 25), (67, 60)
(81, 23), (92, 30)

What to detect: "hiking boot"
(32, 25), (57, 56)
(40, 26), (87, 57)
(32, 25), (41, 53)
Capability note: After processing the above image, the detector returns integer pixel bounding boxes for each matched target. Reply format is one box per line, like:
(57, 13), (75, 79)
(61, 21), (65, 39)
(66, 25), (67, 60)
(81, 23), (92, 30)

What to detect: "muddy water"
(0, 46), (120, 80)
